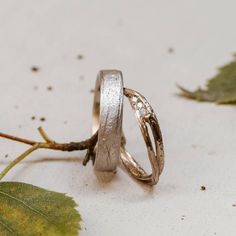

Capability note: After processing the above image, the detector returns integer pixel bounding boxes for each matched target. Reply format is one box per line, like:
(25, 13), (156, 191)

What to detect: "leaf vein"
(0, 218), (14, 234)
(0, 190), (53, 224)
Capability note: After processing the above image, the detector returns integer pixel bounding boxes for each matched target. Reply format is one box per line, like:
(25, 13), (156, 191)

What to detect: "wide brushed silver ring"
(92, 70), (124, 172)
(120, 88), (164, 185)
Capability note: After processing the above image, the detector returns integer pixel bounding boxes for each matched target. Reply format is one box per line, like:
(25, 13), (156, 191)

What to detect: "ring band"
(120, 88), (164, 185)
(92, 70), (124, 172)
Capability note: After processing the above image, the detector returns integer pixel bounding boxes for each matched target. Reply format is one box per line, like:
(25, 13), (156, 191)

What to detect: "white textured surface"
(0, 1), (236, 236)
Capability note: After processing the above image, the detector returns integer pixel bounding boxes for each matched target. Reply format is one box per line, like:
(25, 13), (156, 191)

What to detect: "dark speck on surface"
(4, 154), (8, 158)
(168, 47), (174, 54)
(90, 89), (95, 93)
(200, 186), (206, 191)
(47, 86), (53, 91)
(40, 117), (46, 122)
(31, 66), (39, 72)
(77, 54), (84, 60)
(31, 116), (36, 120)
(79, 75), (84, 80)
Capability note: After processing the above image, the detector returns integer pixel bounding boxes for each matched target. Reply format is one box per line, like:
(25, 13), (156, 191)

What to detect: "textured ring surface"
(120, 88), (164, 185)
(92, 70), (124, 172)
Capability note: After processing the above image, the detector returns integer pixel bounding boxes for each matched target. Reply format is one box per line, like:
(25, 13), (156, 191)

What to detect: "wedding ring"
(92, 70), (124, 172)
(120, 88), (164, 185)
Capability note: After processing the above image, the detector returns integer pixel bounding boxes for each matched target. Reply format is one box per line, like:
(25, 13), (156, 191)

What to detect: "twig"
(0, 127), (98, 180)
(38, 127), (55, 143)
(0, 132), (36, 146)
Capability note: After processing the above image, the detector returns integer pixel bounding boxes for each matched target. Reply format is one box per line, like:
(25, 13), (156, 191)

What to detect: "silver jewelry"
(92, 70), (124, 172)
(120, 88), (164, 185)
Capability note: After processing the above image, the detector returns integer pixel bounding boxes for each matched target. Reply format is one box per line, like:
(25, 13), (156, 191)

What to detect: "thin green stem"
(0, 144), (40, 180)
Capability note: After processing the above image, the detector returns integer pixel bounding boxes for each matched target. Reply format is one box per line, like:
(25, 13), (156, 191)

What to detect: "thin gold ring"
(120, 88), (164, 185)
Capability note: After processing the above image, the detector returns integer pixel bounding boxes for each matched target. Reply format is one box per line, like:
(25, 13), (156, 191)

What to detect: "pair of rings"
(92, 70), (164, 185)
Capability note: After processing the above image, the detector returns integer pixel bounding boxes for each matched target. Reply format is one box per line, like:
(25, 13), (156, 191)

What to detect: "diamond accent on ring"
(130, 96), (150, 118)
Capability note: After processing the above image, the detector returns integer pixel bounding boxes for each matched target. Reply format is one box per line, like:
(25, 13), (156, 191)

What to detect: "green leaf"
(0, 182), (81, 236)
(178, 56), (236, 104)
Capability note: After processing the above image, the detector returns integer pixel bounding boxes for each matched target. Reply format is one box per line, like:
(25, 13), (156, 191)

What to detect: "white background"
(0, 1), (236, 235)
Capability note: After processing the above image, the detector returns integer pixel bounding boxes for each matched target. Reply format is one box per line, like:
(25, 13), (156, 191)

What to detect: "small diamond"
(137, 107), (148, 117)
(137, 102), (143, 108)
(131, 96), (138, 103)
